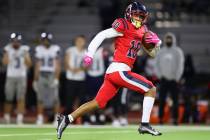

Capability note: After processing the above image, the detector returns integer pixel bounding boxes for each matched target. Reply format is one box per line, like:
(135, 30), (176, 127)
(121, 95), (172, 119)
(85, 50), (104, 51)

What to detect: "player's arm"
(24, 51), (32, 68)
(34, 60), (41, 81)
(64, 52), (70, 71)
(2, 51), (9, 65)
(54, 58), (61, 80)
(33, 59), (41, 92)
(84, 19), (124, 66)
(86, 28), (123, 57)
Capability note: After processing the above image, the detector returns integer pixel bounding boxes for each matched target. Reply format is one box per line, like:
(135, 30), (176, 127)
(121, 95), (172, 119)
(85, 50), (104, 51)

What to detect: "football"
(142, 31), (156, 50)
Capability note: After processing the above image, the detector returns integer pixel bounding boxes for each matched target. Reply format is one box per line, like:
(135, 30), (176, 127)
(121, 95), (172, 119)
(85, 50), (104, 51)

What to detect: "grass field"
(0, 125), (210, 140)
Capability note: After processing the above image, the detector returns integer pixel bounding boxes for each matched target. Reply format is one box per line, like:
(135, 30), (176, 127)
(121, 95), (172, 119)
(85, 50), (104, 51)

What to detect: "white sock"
(4, 113), (10, 119)
(4, 113), (11, 123)
(54, 114), (58, 121)
(141, 96), (155, 123)
(17, 114), (23, 122)
(37, 114), (43, 120)
(68, 115), (74, 123)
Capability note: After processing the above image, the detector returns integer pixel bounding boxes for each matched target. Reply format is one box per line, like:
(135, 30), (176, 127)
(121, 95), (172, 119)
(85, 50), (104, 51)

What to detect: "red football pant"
(95, 71), (154, 108)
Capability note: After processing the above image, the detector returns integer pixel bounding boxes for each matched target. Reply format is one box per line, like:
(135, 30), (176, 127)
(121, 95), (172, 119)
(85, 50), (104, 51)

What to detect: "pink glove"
(83, 55), (93, 67)
(145, 31), (160, 45)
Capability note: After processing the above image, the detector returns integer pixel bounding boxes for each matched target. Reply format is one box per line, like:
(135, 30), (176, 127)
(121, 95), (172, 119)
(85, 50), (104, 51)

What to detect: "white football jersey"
(66, 46), (85, 81)
(35, 44), (60, 72)
(87, 48), (105, 77)
(4, 44), (30, 77)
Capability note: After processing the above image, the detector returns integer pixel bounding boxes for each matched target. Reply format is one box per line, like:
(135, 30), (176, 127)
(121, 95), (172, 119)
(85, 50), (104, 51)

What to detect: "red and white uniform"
(86, 18), (157, 108)
(112, 18), (148, 68)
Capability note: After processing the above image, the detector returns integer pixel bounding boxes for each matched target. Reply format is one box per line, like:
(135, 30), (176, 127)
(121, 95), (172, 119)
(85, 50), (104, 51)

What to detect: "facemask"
(131, 18), (142, 28)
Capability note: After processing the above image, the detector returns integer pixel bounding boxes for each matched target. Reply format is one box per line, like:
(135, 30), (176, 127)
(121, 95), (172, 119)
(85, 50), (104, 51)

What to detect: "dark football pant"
(158, 78), (179, 123)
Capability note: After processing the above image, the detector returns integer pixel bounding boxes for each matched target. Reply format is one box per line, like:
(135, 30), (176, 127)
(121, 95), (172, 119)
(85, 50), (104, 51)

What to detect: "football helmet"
(10, 33), (22, 41)
(40, 32), (53, 47)
(10, 33), (22, 49)
(41, 32), (53, 41)
(125, 2), (148, 28)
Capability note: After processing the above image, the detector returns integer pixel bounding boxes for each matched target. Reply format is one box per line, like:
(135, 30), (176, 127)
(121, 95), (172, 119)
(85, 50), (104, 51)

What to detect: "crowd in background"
(0, 30), (209, 126)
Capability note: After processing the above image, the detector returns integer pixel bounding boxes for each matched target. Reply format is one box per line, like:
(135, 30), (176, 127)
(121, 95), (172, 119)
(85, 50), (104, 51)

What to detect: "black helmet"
(125, 2), (148, 28)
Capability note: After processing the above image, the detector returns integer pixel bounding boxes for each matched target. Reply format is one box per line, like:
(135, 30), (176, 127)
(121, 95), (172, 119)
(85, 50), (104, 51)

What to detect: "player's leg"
(52, 85), (60, 125)
(170, 81), (179, 125)
(158, 79), (168, 124)
(115, 71), (161, 136)
(4, 77), (15, 124)
(57, 77), (119, 139)
(119, 88), (129, 126)
(16, 77), (27, 124)
(70, 78), (118, 120)
(36, 76), (45, 125)
(64, 80), (77, 115)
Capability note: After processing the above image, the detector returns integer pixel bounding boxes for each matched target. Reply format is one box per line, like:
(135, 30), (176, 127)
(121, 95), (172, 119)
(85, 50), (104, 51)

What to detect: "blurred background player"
(33, 32), (61, 125)
(64, 35), (86, 118)
(2, 33), (32, 124)
(155, 32), (185, 125)
(86, 47), (106, 124)
(57, 2), (162, 138)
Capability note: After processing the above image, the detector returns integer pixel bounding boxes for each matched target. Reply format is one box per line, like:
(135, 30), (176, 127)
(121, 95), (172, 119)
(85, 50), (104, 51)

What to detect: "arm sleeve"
(175, 48), (185, 81)
(86, 28), (123, 57)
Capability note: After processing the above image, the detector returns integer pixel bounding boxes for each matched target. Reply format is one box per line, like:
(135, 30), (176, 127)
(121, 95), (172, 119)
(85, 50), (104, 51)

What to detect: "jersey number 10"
(127, 40), (141, 59)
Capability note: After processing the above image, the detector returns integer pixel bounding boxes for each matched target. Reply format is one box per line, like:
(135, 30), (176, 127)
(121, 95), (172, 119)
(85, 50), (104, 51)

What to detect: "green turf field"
(0, 125), (210, 140)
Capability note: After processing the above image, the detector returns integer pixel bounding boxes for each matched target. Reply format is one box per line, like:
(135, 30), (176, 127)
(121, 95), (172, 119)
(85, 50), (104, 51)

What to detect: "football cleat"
(56, 114), (70, 139)
(138, 123), (162, 136)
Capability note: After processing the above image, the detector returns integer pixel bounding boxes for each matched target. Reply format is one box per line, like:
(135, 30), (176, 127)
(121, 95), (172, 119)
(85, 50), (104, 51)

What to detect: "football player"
(57, 2), (162, 138)
(64, 35), (86, 115)
(33, 33), (61, 125)
(86, 47), (106, 124)
(2, 33), (32, 124)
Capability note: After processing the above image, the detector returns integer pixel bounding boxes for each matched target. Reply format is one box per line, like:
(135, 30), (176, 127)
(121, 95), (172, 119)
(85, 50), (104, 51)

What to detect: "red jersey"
(112, 18), (148, 68)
